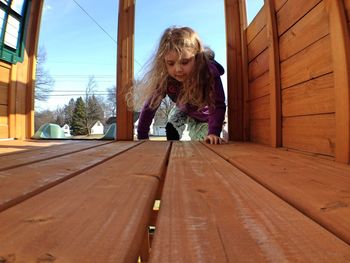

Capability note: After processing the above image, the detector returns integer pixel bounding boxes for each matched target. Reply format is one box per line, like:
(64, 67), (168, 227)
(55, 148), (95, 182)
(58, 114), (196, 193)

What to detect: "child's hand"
(205, 134), (226, 145)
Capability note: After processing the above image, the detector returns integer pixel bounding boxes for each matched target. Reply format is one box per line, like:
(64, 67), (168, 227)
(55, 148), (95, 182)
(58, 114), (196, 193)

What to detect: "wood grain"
(149, 142), (350, 262)
(208, 142), (350, 245)
(0, 141), (141, 212)
(0, 141), (170, 262)
(282, 73), (335, 117)
(283, 114), (336, 156)
(0, 140), (110, 170)
(277, 0), (323, 35)
(246, 5), (266, 44)
(249, 70), (269, 100)
(280, 35), (332, 89)
(279, 1), (329, 61)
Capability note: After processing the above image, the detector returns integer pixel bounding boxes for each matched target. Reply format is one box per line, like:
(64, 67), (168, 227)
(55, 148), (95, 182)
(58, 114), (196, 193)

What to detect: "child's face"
(164, 49), (195, 82)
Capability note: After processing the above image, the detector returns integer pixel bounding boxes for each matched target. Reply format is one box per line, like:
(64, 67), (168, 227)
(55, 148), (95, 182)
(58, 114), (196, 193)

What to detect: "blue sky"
(37, 0), (263, 111)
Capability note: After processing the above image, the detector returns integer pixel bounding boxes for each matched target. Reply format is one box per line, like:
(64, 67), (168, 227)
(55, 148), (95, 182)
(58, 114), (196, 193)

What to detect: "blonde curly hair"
(129, 26), (215, 111)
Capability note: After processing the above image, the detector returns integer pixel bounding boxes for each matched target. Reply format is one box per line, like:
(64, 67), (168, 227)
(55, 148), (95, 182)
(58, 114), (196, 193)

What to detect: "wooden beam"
(225, 0), (244, 141)
(26, 0), (44, 138)
(265, 0), (282, 147)
(327, 0), (350, 163)
(239, 0), (250, 141)
(8, 64), (16, 138)
(116, 0), (135, 141)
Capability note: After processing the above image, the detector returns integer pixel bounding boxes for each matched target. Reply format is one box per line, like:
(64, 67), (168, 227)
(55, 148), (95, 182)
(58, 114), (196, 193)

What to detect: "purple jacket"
(137, 60), (226, 139)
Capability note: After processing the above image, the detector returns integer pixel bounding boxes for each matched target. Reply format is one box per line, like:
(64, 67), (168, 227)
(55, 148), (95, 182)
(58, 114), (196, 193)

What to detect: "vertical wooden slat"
(327, 0), (350, 163)
(8, 65), (17, 138)
(265, 0), (281, 147)
(225, 0), (244, 141)
(116, 0), (135, 140)
(239, 0), (250, 141)
(26, 0), (44, 138)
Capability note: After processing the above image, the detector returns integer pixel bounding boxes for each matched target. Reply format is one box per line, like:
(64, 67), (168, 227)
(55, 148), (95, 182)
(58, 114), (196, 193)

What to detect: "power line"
(70, 0), (143, 69)
(71, 0), (117, 44)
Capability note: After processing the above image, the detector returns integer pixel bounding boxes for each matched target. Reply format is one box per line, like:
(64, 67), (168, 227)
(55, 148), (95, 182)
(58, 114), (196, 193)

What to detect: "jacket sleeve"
(137, 99), (161, 139)
(208, 76), (226, 136)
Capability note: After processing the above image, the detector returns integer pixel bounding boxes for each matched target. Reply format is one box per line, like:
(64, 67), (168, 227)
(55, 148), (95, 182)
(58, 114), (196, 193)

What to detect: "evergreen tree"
(64, 98), (75, 127)
(86, 95), (104, 135)
(71, 97), (87, 135)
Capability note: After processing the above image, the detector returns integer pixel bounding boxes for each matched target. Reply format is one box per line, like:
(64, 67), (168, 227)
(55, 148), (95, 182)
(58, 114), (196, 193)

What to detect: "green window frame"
(0, 0), (30, 64)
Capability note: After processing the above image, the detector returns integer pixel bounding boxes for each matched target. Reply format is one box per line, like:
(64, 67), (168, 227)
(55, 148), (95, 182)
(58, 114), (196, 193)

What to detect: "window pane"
(11, 0), (25, 15)
(0, 9), (5, 34)
(4, 15), (20, 49)
(0, 0), (10, 6)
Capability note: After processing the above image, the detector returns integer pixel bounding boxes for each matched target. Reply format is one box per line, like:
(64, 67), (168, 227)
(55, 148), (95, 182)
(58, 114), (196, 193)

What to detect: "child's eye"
(166, 62), (175, 66)
(181, 59), (189, 65)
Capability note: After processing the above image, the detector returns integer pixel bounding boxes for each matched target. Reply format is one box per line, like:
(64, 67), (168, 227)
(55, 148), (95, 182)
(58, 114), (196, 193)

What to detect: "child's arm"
(206, 77), (226, 144)
(137, 101), (159, 140)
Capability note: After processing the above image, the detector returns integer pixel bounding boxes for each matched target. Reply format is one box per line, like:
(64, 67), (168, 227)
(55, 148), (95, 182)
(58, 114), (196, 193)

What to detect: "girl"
(135, 26), (226, 144)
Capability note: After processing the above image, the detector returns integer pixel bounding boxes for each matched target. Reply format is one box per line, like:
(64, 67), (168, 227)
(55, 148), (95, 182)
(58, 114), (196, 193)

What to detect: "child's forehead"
(164, 49), (195, 60)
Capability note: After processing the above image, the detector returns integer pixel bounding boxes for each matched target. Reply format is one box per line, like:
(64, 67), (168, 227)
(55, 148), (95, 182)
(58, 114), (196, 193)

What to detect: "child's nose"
(175, 63), (183, 72)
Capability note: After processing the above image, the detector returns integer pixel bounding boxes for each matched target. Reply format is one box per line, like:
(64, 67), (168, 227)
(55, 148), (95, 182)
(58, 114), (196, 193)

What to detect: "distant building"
(62, 124), (71, 137)
(91, 121), (104, 135)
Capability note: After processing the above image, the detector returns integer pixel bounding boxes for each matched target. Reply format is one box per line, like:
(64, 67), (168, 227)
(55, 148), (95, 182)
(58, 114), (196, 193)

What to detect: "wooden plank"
(208, 142), (350, 245)
(8, 64), (16, 138)
(250, 118), (270, 145)
(0, 105), (8, 125)
(116, 0), (135, 140)
(238, 0), (250, 141)
(0, 85), (8, 105)
(249, 70), (269, 100)
(225, 0), (244, 141)
(149, 142), (350, 262)
(277, 0), (322, 36)
(280, 35), (332, 89)
(283, 114), (336, 156)
(279, 1), (329, 62)
(26, 0), (44, 138)
(246, 5), (266, 44)
(0, 139), (70, 155)
(0, 126), (8, 139)
(0, 64), (10, 84)
(0, 140), (110, 170)
(327, 0), (350, 163)
(0, 105), (8, 138)
(248, 48), (269, 82)
(247, 26), (267, 62)
(0, 141), (170, 262)
(265, 0), (282, 147)
(282, 73), (335, 117)
(250, 95), (270, 120)
(0, 141), (141, 212)
(275, 0), (287, 12)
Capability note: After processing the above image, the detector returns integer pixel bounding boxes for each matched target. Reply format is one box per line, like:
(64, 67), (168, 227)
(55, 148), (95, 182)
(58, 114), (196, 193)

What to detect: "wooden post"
(327, 0), (350, 163)
(265, 0), (282, 147)
(116, 0), (135, 141)
(26, 0), (44, 138)
(238, 0), (250, 141)
(225, 0), (244, 141)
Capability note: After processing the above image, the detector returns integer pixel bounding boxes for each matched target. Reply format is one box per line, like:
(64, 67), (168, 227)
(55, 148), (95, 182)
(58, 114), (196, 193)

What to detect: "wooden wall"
(0, 62), (10, 138)
(244, 0), (350, 162)
(0, 0), (43, 140)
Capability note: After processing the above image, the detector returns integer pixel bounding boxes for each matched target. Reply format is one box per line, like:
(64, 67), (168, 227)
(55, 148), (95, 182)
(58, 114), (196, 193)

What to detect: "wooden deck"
(0, 140), (349, 262)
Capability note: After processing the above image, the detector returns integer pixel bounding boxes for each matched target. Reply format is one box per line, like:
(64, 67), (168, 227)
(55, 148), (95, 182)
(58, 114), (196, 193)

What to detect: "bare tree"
(84, 76), (105, 135)
(35, 47), (54, 102)
(106, 85), (116, 117)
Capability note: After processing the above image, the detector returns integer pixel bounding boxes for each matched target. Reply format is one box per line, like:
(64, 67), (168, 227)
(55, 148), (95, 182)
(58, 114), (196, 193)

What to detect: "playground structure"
(0, 0), (349, 262)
